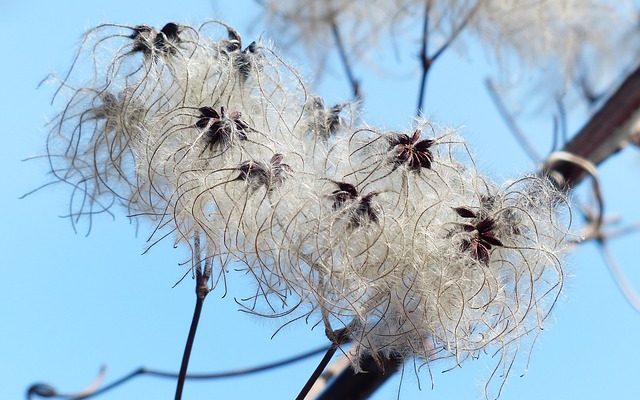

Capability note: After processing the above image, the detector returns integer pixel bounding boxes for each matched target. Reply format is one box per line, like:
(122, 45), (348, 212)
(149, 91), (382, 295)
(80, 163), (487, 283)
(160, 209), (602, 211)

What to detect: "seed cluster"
(46, 21), (569, 392)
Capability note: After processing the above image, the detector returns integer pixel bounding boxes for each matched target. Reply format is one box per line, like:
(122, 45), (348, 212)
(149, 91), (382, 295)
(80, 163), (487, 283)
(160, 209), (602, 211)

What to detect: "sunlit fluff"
(261, 0), (636, 82)
(46, 21), (569, 396)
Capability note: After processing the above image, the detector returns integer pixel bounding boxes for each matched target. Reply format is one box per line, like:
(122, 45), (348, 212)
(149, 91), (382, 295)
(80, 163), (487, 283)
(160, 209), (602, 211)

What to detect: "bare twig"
(598, 241), (640, 312)
(304, 352), (351, 398)
(604, 222), (640, 240)
(575, 197), (640, 313)
(416, 1), (482, 114)
(175, 234), (212, 400)
(544, 63), (640, 188)
(330, 21), (361, 100)
(296, 346), (341, 400)
(296, 325), (352, 400)
(315, 352), (403, 400)
(431, 1), (481, 64)
(554, 93), (569, 148)
(27, 367), (106, 400)
(174, 288), (205, 399)
(416, 0), (432, 115)
(26, 345), (331, 399)
(577, 72), (603, 107)
(485, 78), (541, 163)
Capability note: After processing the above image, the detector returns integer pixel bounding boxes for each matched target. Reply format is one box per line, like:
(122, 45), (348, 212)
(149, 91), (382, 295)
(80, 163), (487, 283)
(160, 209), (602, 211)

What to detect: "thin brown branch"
(296, 345), (340, 400)
(416, 0), (432, 115)
(330, 21), (361, 100)
(598, 241), (640, 312)
(430, 1), (482, 64)
(554, 93), (569, 148)
(577, 72), (603, 107)
(604, 222), (640, 240)
(304, 353), (351, 398)
(573, 195), (640, 313)
(417, 0), (482, 114)
(174, 290), (205, 400)
(26, 346), (331, 400)
(315, 352), (403, 400)
(544, 63), (640, 188)
(296, 325), (352, 400)
(175, 234), (211, 400)
(485, 78), (541, 163)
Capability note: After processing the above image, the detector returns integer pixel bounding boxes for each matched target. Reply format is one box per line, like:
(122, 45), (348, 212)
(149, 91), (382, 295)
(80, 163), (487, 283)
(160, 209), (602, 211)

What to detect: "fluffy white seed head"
(46, 20), (570, 395)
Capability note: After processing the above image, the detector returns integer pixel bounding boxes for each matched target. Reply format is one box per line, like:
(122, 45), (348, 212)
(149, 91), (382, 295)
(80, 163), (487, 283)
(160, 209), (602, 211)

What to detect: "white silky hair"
(47, 20), (571, 398)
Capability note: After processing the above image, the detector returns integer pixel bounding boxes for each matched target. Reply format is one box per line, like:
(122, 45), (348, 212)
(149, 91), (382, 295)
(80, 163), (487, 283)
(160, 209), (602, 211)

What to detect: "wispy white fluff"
(261, 0), (637, 85)
(46, 20), (570, 397)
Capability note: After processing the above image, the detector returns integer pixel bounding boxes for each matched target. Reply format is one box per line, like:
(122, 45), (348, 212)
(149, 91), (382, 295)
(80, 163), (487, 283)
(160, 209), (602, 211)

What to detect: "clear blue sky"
(2, 1), (640, 399)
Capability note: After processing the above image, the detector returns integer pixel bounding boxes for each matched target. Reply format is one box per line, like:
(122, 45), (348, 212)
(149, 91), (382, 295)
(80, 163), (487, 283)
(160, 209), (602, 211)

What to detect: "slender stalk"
(27, 346), (332, 400)
(175, 234), (211, 400)
(485, 78), (541, 163)
(175, 293), (205, 400)
(73, 370), (141, 400)
(330, 21), (361, 100)
(315, 352), (403, 400)
(544, 62), (640, 188)
(295, 344), (340, 400)
(416, 0), (432, 115)
(295, 325), (351, 400)
(417, 0), (481, 115)
(599, 241), (640, 312)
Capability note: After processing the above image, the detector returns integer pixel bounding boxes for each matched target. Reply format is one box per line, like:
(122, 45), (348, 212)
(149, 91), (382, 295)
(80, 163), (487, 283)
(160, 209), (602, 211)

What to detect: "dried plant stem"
(545, 62), (640, 188)
(175, 235), (211, 400)
(27, 346), (332, 400)
(485, 78), (540, 163)
(295, 344), (340, 400)
(330, 21), (360, 100)
(416, 0), (432, 115)
(295, 326), (351, 400)
(175, 290), (206, 399)
(599, 241), (640, 312)
(417, 0), (481, 115)
(315, 352), (403, 400)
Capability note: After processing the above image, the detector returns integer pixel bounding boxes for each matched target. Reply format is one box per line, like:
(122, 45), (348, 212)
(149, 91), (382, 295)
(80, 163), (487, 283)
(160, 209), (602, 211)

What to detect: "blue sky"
(2, 1), (640, 399)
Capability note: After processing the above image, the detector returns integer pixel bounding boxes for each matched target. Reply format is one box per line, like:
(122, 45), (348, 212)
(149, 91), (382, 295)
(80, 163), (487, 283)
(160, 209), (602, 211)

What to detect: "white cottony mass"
(47, 21), (570, 397)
